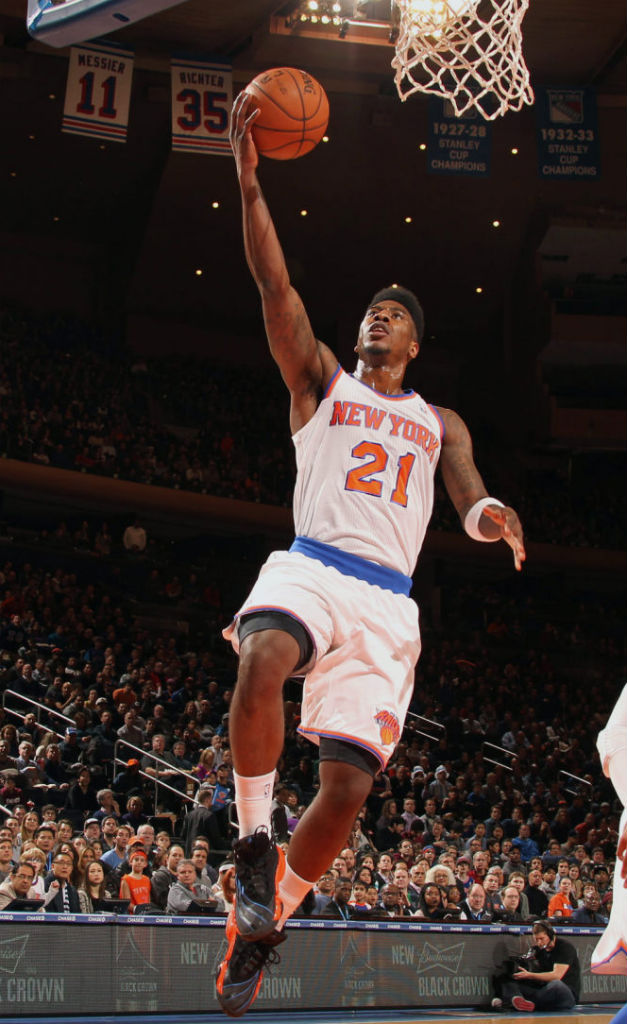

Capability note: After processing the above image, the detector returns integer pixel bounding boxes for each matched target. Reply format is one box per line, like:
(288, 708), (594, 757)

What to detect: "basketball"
(246, 67), (329, 161)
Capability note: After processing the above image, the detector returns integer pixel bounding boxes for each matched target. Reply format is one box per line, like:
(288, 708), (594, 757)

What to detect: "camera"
(504, 949), (541, 976)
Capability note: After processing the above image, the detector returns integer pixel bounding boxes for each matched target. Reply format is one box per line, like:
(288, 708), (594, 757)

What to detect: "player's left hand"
(512, 969), (532, 981)
(483, 504), (526, 571)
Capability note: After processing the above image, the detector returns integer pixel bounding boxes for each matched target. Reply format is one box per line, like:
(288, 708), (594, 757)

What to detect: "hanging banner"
(62, 41), (134, 143)
(536, 87), (600, 180)
(171, 57), (232, 155)
(427, 98), (491, 177)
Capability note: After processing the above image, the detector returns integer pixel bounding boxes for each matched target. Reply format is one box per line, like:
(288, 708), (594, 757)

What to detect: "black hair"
(369, 286), (425, 343)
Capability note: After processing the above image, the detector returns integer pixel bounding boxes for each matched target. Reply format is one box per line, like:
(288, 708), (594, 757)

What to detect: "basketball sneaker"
(232, 827), (285, 940)
(216, 908), (286, 1018)
(511, 995), (536, 1012)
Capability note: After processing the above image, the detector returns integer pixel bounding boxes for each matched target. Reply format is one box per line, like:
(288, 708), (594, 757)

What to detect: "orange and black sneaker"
(216, 908), (286, 1018)
(232, 826), (285, 941)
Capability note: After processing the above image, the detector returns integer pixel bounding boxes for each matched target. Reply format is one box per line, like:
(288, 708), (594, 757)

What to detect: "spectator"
(77, 860), (107, 913)
(548, 876), (576, 919)
(372, 882), (407, 918)
(460, 883), (492, 922)
(512, 823), (540, 862)
(524, 868), (550, 919)
(414, 883), (447, 921)
(493, 885), (527, 923)
(101, 825), (132, 870)
(571, 885), (608, 926)
(179, 788), (223, 854)
(151, 844), (185, 910)
(21, 848), (48, 897)
(119, 847), (152, 910)
(64, 767), (98, 826)
(190, 844), (218, 887)
(123, 518), (147, 554)
(166, 859), (216, 915)
(309, 872), (334, 915)
(0, 838), (14, 882)
(322, 877), (358, 921)
(34, 825), (56, 871)
(44, 851), (80, 913)
(0, 861), (44, 911)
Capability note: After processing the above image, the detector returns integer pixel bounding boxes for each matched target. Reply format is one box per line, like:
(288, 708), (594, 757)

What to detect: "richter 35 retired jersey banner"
(62, 41), (134, 142)
(171, 57), (232, 155)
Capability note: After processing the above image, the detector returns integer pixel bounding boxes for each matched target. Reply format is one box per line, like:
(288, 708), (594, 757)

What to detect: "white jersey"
(292, 366), (443, 578)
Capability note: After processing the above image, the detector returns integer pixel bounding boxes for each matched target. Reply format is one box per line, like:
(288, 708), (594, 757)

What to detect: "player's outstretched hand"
(483, 504), (526, 571)
(230, 91), (260, 177)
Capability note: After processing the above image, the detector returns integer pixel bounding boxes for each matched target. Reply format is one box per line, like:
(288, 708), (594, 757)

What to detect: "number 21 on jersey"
(345, 441), (415, 508)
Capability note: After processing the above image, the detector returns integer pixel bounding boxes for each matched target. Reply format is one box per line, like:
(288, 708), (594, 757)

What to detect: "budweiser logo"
(416, 942), (465, 975)
(0, 934), (29, 974)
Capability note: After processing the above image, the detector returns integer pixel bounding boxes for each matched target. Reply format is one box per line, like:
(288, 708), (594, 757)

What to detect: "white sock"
(276, 863), (314, 931)
(234, 769), (276, 836)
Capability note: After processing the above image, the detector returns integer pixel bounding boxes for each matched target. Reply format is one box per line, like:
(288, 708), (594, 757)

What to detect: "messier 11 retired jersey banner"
(171, 57), (232, 155)
(62, 41), (134, 142)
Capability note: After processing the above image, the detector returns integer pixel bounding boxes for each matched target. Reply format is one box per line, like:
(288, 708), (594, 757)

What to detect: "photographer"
(501, 921), (580, 1011)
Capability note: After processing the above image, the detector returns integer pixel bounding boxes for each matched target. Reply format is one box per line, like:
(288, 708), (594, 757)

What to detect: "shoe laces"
(233, 827), (275, 893)
(233, 936), (282, 976)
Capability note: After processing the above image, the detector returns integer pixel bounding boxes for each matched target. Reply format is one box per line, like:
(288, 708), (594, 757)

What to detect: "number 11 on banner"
(62, 43), (134, 142)
(171, 58), (232, 155)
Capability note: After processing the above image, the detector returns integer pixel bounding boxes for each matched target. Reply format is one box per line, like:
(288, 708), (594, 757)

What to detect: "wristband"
(464, 497), (505, 542)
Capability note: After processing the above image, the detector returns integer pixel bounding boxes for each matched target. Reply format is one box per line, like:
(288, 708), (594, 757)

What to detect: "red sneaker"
(512, 996), (536, 1012)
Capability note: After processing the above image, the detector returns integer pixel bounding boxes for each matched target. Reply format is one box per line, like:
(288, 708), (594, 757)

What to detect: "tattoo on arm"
(439, 409), (488, 522)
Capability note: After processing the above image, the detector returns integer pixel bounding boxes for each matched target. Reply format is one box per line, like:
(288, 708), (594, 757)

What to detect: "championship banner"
(62, 41), (134, 143)
(171, 57), (232, 155)
(536, 87), (600, 180)
(427, 98), (491, 177)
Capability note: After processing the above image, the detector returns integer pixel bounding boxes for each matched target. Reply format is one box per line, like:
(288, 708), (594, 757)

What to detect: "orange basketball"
(246, 67), (329, 161)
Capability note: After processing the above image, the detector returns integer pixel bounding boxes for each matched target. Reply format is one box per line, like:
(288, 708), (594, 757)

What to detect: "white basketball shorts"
(223, 545), (421, 768)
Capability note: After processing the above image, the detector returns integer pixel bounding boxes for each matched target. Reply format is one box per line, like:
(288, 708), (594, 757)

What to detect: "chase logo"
(415, 941), (465, 975)
(0, 935), (29, 974)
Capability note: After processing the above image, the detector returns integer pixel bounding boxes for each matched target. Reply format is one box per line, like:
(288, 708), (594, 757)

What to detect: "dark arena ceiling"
(0, 0), (625, 387)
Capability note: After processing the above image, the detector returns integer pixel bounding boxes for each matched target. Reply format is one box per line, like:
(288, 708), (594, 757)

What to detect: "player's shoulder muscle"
(434, 406), (471, 448)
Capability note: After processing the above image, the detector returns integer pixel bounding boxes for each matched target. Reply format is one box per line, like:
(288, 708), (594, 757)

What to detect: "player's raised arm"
(229, 91), (327, 410)
(437, 407), (526, 571)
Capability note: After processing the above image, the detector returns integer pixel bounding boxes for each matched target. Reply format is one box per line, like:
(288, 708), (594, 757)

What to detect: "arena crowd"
(1, 307), (624, 549)
(0, 537), (622, 922)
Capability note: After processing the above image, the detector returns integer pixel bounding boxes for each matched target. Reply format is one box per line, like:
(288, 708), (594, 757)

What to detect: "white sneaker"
(491, 997), (503, 1010)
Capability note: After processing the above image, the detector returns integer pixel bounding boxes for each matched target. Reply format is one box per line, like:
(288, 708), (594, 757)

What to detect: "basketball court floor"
(1, 1005), (623, 1024)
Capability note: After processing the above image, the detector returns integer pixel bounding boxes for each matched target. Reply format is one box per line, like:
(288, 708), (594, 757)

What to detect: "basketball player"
(591, 682), (627, 976)
(216, 91), (525, 1017)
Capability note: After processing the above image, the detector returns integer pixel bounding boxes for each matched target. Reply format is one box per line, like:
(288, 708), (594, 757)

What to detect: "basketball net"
(391, 0), (534, 120)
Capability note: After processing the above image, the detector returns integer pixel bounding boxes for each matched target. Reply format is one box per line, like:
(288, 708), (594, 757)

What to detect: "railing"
(406, 711), (445, 743)
(482, 741), (515, 771)
(559, 768), (593, 796)
(2, 688), (75, 743)
(113, 738), (200, 816)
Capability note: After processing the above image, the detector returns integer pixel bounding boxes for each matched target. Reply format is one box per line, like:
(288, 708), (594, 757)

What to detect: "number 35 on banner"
(171, 58), (233, 155)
